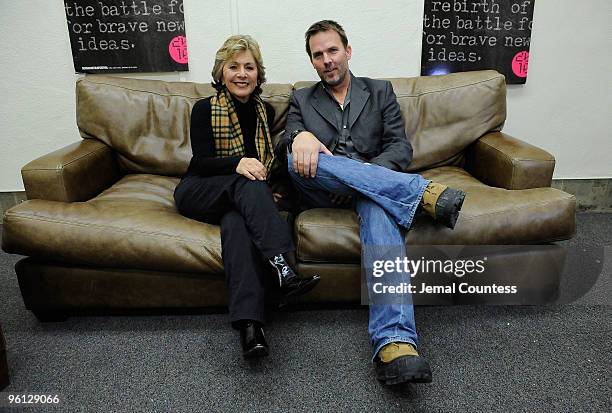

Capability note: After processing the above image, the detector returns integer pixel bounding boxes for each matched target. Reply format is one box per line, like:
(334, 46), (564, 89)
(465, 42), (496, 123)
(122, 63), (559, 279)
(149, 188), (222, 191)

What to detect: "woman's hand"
(236, 157), (267, 181)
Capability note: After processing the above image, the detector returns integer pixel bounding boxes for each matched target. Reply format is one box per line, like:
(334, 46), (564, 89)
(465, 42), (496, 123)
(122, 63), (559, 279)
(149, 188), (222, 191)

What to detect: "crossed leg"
(287, 154), (424, 359)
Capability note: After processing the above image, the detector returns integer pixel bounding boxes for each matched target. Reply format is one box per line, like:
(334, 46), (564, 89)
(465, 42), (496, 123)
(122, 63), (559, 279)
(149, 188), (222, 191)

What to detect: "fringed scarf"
(210, 87), (274, 175)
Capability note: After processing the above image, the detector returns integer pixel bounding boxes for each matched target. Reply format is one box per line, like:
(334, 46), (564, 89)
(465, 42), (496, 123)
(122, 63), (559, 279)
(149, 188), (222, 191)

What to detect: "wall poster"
(421, 0), (535, 84)
(64, 0), (188, 73)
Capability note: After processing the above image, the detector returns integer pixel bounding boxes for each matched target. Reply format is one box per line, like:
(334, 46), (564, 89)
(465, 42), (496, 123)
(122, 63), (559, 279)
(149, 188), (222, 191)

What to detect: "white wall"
(0, 0), (610, 191)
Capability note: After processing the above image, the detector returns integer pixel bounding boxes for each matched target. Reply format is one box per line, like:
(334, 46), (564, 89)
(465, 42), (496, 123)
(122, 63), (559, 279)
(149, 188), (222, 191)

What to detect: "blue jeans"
(287, 154), (429, 360)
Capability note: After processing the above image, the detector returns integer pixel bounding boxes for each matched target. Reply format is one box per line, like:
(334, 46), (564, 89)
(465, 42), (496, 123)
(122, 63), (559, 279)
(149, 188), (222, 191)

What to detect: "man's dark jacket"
(282, 74), (413, 172)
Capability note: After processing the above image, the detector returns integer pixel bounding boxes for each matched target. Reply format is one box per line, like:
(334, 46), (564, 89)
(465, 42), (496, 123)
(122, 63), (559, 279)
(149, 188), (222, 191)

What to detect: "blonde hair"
(211, 35), (266, 95)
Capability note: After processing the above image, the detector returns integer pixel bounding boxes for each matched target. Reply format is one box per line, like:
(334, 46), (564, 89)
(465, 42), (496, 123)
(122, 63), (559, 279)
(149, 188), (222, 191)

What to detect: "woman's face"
(222, 50), (258, 103)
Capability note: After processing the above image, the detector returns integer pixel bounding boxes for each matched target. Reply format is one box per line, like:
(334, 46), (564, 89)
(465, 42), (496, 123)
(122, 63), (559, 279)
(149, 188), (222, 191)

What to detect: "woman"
(174, 35), (319, 358)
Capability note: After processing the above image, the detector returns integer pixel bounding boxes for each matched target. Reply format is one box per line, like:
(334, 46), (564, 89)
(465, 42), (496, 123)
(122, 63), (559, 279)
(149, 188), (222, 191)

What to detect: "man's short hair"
(304, 20), (349, 58)
(211, 34), (267, 95)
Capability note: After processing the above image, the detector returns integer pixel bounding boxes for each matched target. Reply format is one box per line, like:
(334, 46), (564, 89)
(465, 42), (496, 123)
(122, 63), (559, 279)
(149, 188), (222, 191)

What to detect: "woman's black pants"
(174, 174), (294, 327)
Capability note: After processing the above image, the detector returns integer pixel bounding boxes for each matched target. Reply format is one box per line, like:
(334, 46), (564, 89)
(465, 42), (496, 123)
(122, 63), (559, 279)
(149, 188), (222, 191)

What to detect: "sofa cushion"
(76, 76), (293, 176)
(295, 166), (576, 263)
(2, 175), (224, 274)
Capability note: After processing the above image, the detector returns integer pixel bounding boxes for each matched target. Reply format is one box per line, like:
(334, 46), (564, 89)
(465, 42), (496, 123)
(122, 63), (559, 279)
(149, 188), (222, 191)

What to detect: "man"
(283, 20), (466, 385)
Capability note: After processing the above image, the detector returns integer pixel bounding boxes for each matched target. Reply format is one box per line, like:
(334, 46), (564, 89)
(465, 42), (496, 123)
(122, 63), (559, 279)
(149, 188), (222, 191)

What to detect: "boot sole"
(282, 275), (321, 299)
(375, 355), (433, 385)
(381, 371), (432, 385)
(243, 344), (269, 359)
(436, 188), (466, 229)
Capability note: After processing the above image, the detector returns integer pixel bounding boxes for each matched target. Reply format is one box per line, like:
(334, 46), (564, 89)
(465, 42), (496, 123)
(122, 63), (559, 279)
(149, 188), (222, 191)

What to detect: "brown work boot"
(374, 343), (432, 385)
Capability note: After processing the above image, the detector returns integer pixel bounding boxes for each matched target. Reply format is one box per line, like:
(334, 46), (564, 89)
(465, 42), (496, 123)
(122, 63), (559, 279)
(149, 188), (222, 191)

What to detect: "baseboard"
(1, 179), (611, 216)
(0, 191), (26, 217)
(551, 179), (612, 212)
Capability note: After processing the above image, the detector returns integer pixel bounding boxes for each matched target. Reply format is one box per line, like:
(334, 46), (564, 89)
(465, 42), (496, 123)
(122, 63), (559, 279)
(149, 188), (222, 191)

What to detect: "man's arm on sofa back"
(21, 139), (121, 202)
(465, 132), (555, 190)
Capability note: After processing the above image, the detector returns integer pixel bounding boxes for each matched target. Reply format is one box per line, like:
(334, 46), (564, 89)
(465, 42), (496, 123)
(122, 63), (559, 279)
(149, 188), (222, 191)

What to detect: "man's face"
(308, 30), (352, 88)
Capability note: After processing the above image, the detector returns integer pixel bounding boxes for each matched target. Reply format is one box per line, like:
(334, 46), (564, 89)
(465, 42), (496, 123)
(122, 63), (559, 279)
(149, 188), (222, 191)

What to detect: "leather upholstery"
(21, 139), (120, 202)
(451, 245), (564, 305)
(1, 70), (577, 311)
(389, 71), (506, 172)
(465, 132), (556, 189)
(15, 258), (227, 309)
(4, 174), (224, 274)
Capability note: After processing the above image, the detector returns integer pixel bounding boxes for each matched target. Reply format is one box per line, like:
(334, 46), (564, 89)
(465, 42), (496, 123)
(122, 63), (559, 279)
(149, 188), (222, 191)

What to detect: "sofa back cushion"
(391, 70), (506, 171)
(295, 70), (506, 172)
(76, 76), (293, 176)
(77, 71), (504, 176)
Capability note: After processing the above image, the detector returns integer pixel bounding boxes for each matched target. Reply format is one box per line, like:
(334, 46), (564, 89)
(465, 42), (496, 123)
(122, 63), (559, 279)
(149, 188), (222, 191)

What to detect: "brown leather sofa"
(1, 70), (576, 321)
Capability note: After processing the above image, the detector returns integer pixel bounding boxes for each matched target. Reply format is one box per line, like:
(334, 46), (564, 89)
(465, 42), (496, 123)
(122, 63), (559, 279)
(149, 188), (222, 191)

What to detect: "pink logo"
(512, 51), (529, 78)
(169, 36), (188, 64)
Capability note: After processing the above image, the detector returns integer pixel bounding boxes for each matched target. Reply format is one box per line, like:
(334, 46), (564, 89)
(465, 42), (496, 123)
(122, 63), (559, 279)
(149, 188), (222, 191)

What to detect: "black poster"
(421, 0), (534, 84)
(64, 0), (188, 73)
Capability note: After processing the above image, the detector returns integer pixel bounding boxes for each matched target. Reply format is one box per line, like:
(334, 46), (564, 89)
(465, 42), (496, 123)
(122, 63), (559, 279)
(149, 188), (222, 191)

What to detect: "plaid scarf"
(210, 87), (275, 175)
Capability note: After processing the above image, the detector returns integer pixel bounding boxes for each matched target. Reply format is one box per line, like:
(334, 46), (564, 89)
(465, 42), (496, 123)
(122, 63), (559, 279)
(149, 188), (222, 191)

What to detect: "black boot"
(239, 321), (269, 358)
(268, 254), (320, 298)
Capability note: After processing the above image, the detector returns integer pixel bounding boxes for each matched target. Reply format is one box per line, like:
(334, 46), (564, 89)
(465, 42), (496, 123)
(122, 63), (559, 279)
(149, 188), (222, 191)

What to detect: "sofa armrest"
(465, 132), (555, 190)
(21, 139), (121, 202)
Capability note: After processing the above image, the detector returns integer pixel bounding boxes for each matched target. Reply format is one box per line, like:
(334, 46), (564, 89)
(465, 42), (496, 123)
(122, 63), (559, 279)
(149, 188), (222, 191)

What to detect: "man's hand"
(236, 157), (267, 181)
(291, 131), (333, 178)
